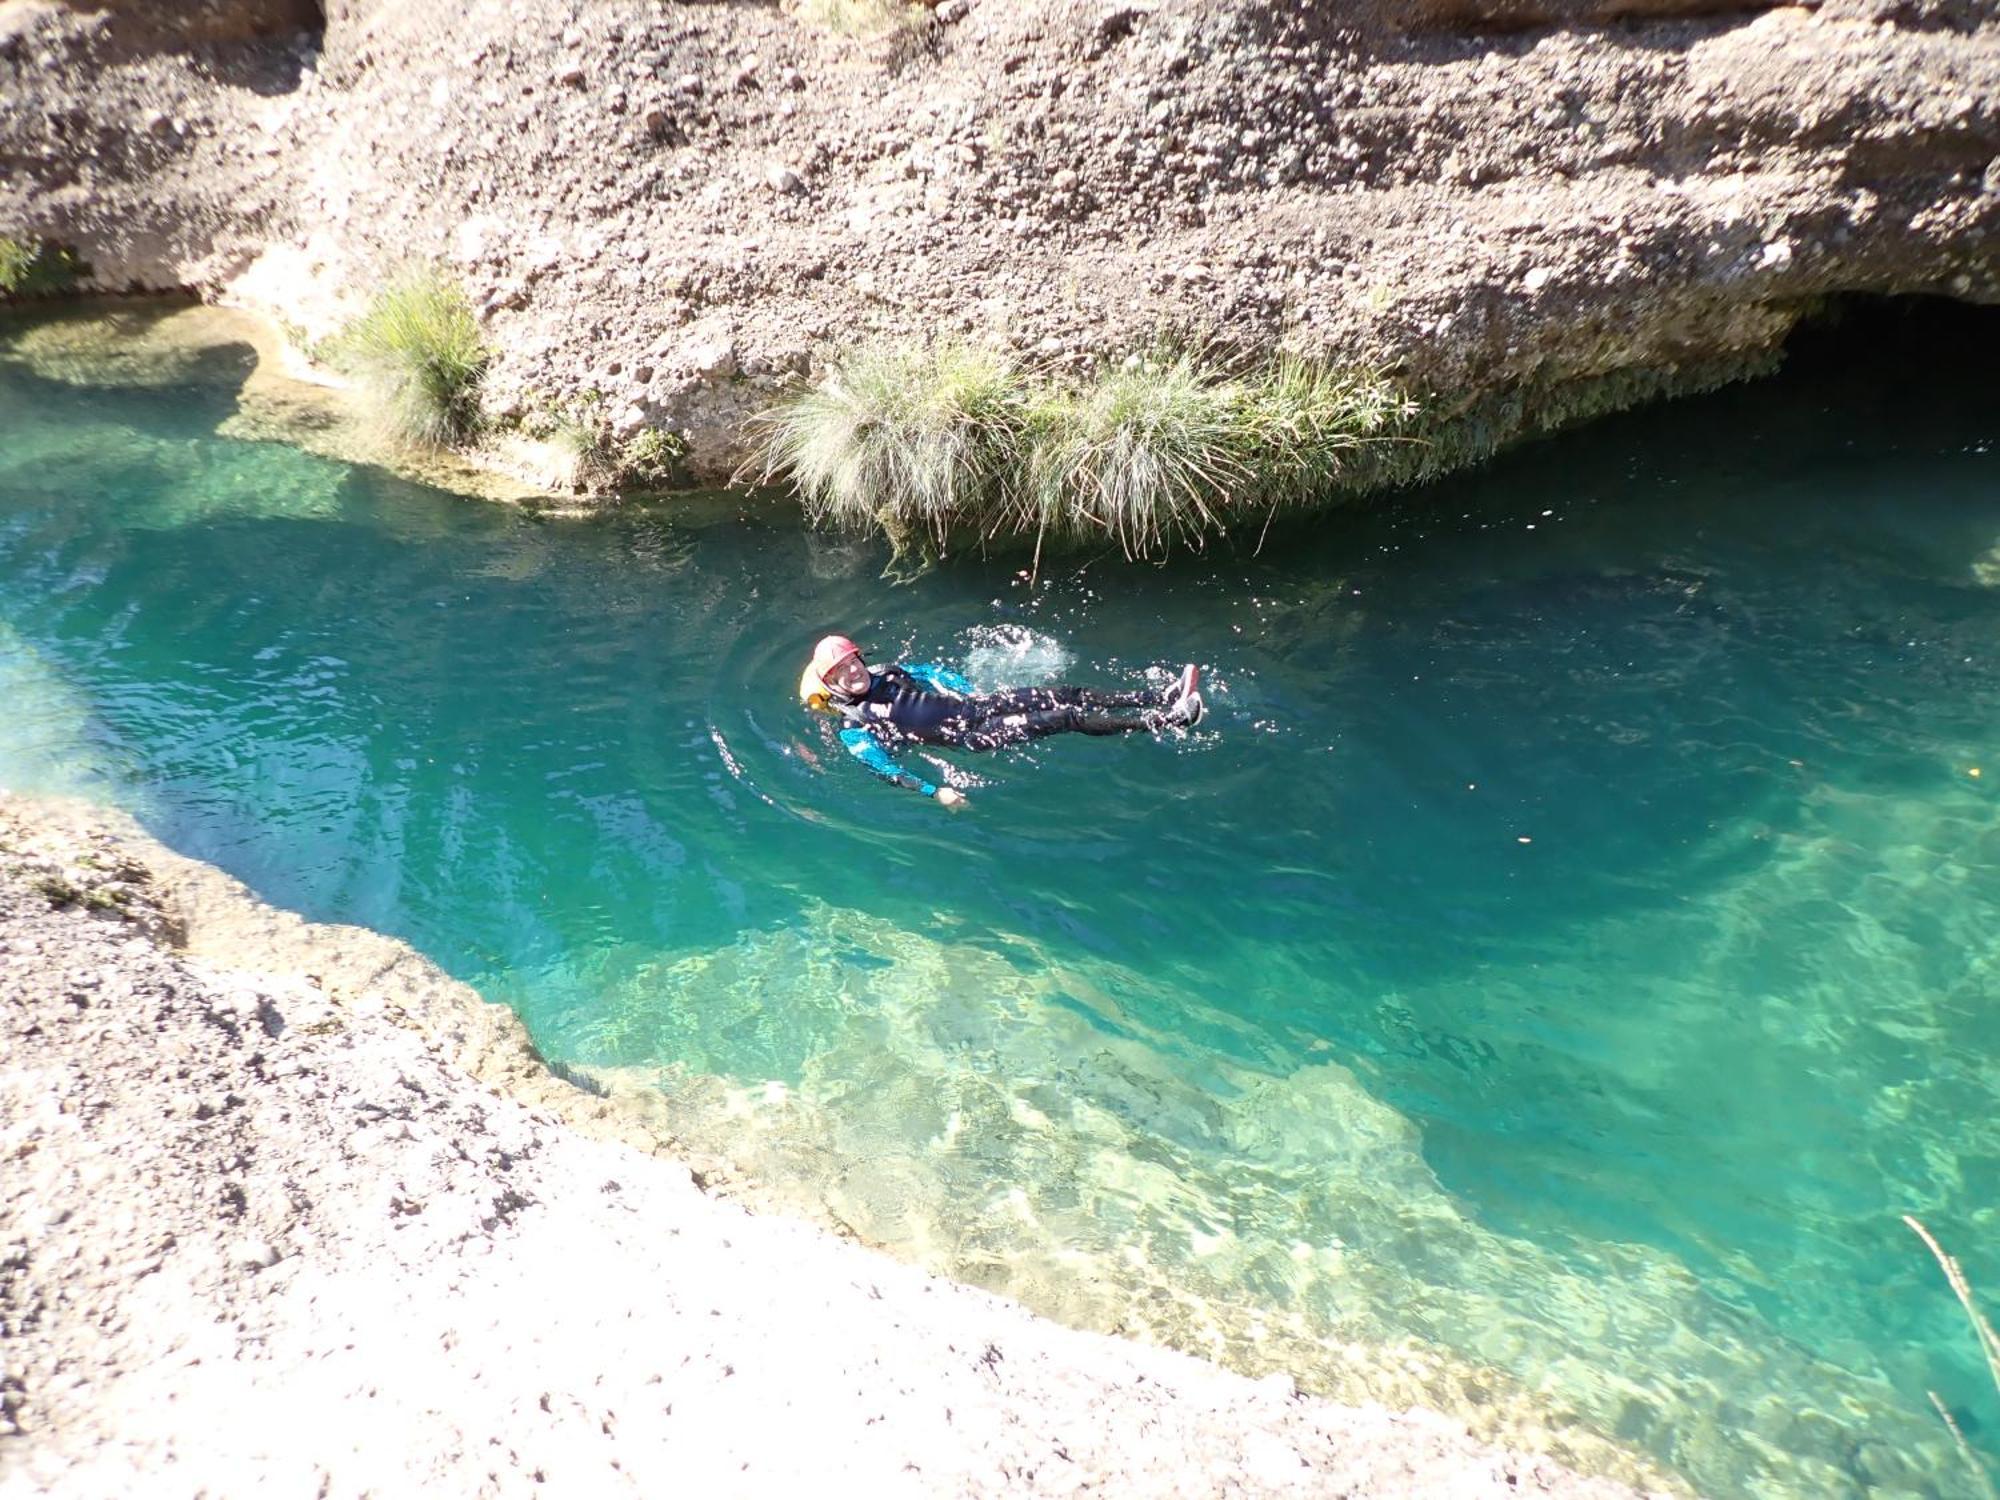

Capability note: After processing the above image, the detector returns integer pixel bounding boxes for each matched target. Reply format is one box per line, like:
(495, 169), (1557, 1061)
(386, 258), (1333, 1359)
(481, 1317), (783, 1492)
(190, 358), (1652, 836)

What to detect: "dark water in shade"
(2, 302), (1997, 1497)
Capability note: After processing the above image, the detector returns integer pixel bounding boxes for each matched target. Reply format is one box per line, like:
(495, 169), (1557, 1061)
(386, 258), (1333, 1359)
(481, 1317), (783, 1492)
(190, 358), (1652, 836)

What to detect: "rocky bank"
(1, 0), (1996, 496)
(0, 792), (1668, 1497)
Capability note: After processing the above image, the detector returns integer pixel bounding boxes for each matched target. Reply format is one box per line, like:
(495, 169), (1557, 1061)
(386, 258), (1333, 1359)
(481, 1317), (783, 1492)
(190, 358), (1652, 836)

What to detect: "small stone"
(1522, 266), (1553, 293)
(779, 67), (805, 91)
(765, 163), (804, 195)
(234, 1237), (280, 1270)
(557, 65), (586, 89)
(680, 333), (738, 380)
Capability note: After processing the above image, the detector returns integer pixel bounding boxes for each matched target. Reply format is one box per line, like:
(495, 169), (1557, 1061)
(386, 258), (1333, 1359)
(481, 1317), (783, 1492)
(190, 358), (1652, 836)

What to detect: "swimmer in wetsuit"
(798, 634), (1205, 809)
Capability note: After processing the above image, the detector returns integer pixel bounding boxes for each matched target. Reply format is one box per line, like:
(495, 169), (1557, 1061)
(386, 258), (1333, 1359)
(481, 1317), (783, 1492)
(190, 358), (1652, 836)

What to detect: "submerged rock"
(0, 791), (1660, 1498)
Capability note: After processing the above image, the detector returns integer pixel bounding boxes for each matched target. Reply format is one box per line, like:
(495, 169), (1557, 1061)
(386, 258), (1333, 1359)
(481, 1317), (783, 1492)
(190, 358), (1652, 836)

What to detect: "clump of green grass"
(1022, 353), (1246, 556)
(1232, 356), (1416, 506)
(618, 426), (688, 490)
(0, 238), (35, 294)
(548, 409), (615, 487)
(331, 266), (489, 447)
(792, 0), (928, 36)
(0, 237), (82, 298)
(753, 340), (1413, 558)
(751, 341), (1028, 541)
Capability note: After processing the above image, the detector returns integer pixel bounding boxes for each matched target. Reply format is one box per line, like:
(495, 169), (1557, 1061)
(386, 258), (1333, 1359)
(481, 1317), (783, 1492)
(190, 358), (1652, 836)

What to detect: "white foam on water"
(960, 624), (1074, 692)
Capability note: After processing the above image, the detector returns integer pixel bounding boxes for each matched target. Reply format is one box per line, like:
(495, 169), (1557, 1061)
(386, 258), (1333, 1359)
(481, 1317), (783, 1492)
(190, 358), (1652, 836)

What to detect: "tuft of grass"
(753, 341), (1415, 558)
(618, 426), (688, 490)
(331, 267), (490, 447)
(1232, 356), (1416, 507)
(1022, 353), (1246, 556)
(0, 238), (34, 294)
(791, 0), (928, 36)
(549, 410), (615, 487)
(0, 237), (82, 298)
(752, 341), (1028, 541)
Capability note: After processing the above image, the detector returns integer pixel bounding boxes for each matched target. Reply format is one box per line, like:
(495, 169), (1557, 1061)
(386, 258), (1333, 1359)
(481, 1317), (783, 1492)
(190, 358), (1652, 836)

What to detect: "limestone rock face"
(2, 0), (1996, 489)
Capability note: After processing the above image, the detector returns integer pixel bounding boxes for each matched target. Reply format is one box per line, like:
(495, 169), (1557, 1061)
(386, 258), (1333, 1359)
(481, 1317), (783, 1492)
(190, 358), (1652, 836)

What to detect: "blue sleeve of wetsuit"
(903, 663), (973, 696)
(838, 726), (938, 797)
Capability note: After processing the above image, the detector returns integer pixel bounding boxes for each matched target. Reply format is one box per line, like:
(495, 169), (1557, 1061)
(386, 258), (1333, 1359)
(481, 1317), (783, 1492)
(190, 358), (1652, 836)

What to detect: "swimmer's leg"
(975, 683), (1172, 715)
(951, 704), (1159, 749)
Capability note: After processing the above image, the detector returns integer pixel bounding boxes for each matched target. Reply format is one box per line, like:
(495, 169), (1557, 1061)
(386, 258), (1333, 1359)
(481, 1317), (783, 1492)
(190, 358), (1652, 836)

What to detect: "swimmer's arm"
(903, 663), (973, 696)
(838, 726), (939, 798)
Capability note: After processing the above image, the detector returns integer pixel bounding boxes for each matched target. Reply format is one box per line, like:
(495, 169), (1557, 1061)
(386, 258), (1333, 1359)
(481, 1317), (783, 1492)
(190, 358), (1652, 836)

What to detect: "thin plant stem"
(1905, 1214), (2000, 1495)
(1905, 1215), (2000, 1391)
(1926, 1389), (2000, 1500)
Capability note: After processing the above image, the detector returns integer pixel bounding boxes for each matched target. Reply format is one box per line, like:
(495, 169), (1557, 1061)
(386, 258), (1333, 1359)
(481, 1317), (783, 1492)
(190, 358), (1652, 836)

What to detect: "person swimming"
(798, 634), (1205, 809)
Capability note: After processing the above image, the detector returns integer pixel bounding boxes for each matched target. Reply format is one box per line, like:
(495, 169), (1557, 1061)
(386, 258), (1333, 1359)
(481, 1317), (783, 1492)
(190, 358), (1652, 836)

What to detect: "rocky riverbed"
(0, 792), (1670, 1497)
(2, 0), (1996, 494)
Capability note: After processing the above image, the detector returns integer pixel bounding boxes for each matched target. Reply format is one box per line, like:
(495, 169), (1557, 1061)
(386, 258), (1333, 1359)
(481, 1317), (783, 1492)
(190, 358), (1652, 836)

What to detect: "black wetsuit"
(849, 665), (1165, 751)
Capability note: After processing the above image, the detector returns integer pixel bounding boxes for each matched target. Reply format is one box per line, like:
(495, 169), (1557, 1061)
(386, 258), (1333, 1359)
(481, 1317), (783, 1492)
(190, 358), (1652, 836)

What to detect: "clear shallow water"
(2, 305), (1997, 1496)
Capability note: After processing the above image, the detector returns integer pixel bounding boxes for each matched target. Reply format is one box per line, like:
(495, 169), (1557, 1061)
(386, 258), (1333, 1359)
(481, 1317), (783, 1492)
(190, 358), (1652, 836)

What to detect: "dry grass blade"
(1905, 1215), (2000, 1496)
(1905, 1215), (2000, 1391)
(1926, 1390), (2000, 1500)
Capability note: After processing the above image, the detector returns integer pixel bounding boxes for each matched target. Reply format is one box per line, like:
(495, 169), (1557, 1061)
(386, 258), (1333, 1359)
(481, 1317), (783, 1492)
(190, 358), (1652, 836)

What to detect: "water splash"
(960, 622), (1074, 691)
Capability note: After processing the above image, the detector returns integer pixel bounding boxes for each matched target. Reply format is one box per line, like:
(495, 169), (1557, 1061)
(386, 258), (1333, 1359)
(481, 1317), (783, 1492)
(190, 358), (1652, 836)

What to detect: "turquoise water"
(2, 305), (1997, 1496)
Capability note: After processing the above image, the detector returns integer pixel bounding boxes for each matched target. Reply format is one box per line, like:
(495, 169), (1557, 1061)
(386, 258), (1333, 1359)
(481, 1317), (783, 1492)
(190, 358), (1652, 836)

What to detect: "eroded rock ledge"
(0, 792), (1668, 1497)
(2, 0), (1995, 494)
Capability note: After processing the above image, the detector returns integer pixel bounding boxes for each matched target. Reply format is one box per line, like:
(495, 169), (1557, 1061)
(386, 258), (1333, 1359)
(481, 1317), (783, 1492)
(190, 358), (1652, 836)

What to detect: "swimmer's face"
(826, 652), (870, 698)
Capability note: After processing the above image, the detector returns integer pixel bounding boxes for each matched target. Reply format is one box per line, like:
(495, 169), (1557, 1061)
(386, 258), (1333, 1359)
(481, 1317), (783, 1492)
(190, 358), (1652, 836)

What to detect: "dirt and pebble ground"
(0, 792), (1670, 1498)
(2, 0), (1996, 490)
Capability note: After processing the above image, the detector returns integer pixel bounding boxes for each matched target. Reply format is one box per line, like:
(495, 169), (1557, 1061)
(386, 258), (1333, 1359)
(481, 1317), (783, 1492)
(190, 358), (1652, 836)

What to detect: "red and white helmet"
(798, 634), (863, 709)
